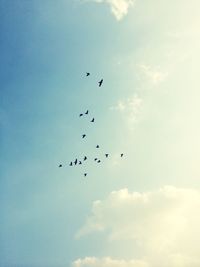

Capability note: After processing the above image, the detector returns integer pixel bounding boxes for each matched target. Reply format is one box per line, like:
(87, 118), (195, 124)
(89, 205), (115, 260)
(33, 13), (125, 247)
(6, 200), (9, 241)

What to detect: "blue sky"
(1, 0), (200, 266)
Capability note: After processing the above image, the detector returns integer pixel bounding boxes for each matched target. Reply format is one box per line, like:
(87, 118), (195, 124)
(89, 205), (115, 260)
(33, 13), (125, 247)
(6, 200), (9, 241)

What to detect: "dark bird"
(91, 118), (95, 122)
(105, 154), (109, 158)
(94, 158), (98, 161)
(84, 173), (87, 177)
(85, 110), (89, 115)
(69, 162), (73, 166)
(82, 134), (86, 138)
(79, 161), (82, 165)
(96, 145), (99, 148)
(97, 160), (101, 163)
(79, 113), (83, 117)
(74, 159), (78, 165)
(83, 156), (87, 161)
(121, 153), (124, 157)
(59, 164), (62, 168)
(86, 72), (90, 76)
(98, 79), (103, 87)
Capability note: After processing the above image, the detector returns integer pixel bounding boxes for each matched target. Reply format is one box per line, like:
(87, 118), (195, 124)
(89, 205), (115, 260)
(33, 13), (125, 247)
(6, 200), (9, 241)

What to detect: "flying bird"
(59, 164), (62, 168)
(74, 159), (78, 165)
(83, 156), (87, 161)
(79, 161), (82, 165)
(96, 145), (99, 148)
(69, 162), (73, 166)
(85, 110), (89, 115)
(79, 113), (83, 117)
(82, 134), (86, 138)
(105, 154), (109, 158)
(97, 160), (101, 163)
(98, 79), (103, 87)
(121, 153), (124, 157)
(91, 118), (95, 122)
(94, 158), (98, 161)
(86, 72), (90, 76)
(84, 173), (87, 177)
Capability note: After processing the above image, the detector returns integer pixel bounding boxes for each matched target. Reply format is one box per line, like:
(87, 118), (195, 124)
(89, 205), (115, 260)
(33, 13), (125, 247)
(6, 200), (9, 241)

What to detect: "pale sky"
(1, 0), (200, 266)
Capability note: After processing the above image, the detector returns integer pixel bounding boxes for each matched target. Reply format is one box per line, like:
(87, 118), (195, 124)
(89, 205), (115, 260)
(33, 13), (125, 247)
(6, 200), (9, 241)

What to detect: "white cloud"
(75, 186), (200, 267)
(91, 0), (135, 20)
(110, 94), (143, 124)
(72, 257), (149, 267)
(139, 64), (168, 85)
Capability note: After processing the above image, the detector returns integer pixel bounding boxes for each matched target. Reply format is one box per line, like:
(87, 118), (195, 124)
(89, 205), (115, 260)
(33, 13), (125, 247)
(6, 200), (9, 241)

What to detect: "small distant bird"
(121, 153), (124, 157)
(94, 158), (98, 161)
(79, 161), (82, 165)
(79, 113), (83, 117)
(86, 72), (90, 76)
(59, 164), (62, 168)
(98, 79), (103, 87)
(69, 162), (73, 166)
(74, 159), (78, 165)
(97, 160), (101, 163)
(83, 156), (87, 161)
(105, 154), (109, 158)
(82, 134), (86, 138)
(84, 173), (87, 177)
(91, 118), (95, 122)
(85, 110), (89, 115)
(96, 145), (99, 148)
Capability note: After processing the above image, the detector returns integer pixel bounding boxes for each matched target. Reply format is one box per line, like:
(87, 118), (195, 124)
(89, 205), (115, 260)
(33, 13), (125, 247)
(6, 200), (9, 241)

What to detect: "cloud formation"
(139, 64), (168, 85)
(91, 0), (135, 20)
(75, 186), (200, 267)
(72, 257), (148, 267)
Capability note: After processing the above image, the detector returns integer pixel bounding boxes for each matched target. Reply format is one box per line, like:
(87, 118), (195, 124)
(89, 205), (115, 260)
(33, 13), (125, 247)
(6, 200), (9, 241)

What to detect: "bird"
(91, 118), (95, 122)
(121, 153), (124, 157)
(74, 159), (78, 165)
(79, 113), (83, 117)
(105, 154), (109, 158)
(98, 79), (103, 87)
(59, 164), (62, 168)
(79, 161), (82, 165)
(69, 162), (73, 166)
(96, 145), (99, 148)
(85, 110), (89, 115)
(84, 173), (87, 177)
(94, 158), (98, 161)
(82, 134), (86, 138)
(83, 156), (87, 161)
(86, 72), (90, 76)
(97, 160), (101, 163)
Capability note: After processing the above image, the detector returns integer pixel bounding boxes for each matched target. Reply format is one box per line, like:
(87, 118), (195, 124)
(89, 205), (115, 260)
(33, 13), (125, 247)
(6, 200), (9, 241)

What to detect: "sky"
(1, 0), (200, 266)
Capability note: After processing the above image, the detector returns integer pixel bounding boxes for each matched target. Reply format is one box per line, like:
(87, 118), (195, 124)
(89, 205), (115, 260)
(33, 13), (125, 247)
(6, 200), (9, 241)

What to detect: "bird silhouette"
(82, 134), (86, 138)
(79, 113), (83, 117)
(85, 110), (89, 115)
(121, 153), (124, 157)
(59, 164), (62, 168)
(79, 161), (82, 165)
(91, 118), (95, 122)
(98, 79), (103, 87)
(105, 154), (109, 158)
(94, 158), (98, 161)
(97, 160), (101, 163)
(69, 162), (73, 166)
(84, 173), (87, 177)
(96, 145), (99, 148)
(86, 72), (90, 76)
(74, 159), (78, 165)
(83, 156), (87, 161)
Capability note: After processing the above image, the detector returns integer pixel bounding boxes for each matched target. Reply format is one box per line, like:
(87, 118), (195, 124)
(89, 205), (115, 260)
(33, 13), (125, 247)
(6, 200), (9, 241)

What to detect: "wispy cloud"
(89, 0), (135, 20)
(110, 94), (143, 124)
(139, 64), (168, 85)
(75, 186), (200, 267)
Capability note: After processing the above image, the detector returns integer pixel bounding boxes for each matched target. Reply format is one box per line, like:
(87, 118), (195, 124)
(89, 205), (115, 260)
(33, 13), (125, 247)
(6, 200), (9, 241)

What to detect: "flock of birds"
(58, 72), (124, 177)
